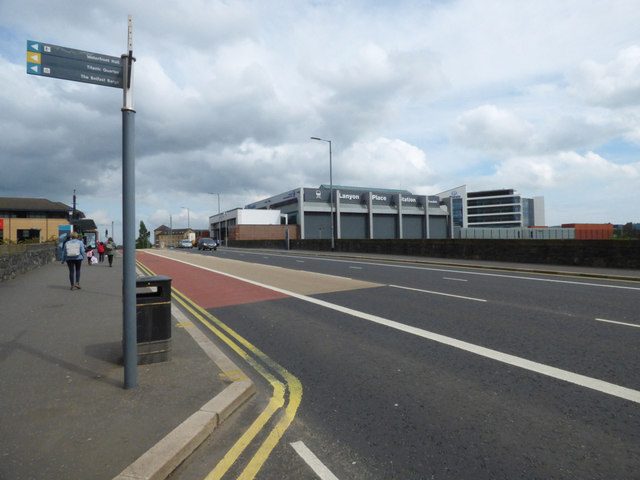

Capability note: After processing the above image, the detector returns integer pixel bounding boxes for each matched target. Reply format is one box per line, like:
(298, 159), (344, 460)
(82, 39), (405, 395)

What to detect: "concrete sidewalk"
(0, 255), (252, 480)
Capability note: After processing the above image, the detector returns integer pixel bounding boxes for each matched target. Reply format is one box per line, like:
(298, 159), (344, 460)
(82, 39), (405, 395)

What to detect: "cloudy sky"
(2, 0), (640, 241)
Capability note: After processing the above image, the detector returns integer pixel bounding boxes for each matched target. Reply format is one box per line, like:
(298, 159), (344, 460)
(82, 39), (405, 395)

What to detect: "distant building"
(437, 186), (545, 232)
(208, 208), (295, 244)
(154, 226), (208, 248)
(0, 197), (95, 244)
(561, 223), (613, 240)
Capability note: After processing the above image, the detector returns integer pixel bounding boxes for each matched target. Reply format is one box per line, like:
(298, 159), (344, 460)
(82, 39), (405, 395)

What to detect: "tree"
(136, 221), (152, 249)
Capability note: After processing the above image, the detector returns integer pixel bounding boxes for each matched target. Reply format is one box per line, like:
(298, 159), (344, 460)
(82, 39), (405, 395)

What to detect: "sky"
(2, 0), (640, 242)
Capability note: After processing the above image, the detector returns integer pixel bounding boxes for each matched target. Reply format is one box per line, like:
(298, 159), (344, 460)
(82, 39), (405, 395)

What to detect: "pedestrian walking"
(97, 242), (105, 263)
(86, 245), (94, 266)
(105, 237), (117, 267)
(61, 231), (85, 290)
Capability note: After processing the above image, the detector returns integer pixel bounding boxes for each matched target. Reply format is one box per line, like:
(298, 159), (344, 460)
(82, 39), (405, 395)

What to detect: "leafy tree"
(136, 221), (152, 249)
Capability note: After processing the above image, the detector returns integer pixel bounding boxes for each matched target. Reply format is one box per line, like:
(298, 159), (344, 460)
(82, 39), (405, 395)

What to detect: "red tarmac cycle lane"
(136, 251), (289, 309)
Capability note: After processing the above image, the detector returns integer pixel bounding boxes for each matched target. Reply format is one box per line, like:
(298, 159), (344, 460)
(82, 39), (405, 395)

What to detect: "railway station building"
(220, 186), (451, 240)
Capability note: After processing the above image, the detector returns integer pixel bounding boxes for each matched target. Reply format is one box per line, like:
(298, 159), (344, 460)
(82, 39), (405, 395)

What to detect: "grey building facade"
(245, 186), (450, 240)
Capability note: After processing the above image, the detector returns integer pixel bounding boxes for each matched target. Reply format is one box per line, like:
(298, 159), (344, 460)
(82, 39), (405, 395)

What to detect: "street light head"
(310, 136), (321, 140)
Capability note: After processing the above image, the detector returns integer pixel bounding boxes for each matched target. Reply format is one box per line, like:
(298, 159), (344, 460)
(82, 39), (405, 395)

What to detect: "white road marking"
(443, 277), (468, 282)
(390, 284), (486, 302)
(232, 250), (640, 291)
(596, 318), (640, 328)
(290, 441), (340, 480)
(144, 251), (640, 405)
(349, 266), (363, 270)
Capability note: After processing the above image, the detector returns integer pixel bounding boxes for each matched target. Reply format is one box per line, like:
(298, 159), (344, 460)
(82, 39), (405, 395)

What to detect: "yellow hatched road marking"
(171, 288), (303, 479)
(206, 381), (285, 480)
(136, 258), (304, 479)
(238, 372), (302, 479)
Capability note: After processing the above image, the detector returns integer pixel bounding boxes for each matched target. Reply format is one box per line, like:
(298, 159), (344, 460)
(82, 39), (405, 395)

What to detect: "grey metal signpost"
(27, 16), (138, 389)
(121, 16), (137, 389)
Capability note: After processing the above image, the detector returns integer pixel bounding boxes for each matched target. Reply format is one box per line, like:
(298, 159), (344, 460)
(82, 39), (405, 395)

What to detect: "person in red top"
(97, 242), (106, 263)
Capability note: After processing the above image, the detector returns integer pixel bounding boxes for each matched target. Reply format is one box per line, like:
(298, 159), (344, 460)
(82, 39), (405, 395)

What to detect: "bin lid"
(136, 275), (172, 286)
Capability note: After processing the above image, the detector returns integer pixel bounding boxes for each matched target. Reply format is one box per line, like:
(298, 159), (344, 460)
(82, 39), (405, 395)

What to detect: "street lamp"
(208, 192), (221, 214)
(169, 214), (173, 247)
(181, 206), (190, 229)
(310, 136), (335, 250)
(208, 193), (221, 242)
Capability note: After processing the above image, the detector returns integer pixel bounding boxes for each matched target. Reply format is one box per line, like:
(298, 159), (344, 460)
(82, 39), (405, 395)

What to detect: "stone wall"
(229, 238), (640, 270)
(0, 243), (57, 282)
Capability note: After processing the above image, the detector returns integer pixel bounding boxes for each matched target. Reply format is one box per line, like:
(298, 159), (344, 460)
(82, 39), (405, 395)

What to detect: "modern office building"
(437, 186), (544, 230)
(242, 185), (450, 240)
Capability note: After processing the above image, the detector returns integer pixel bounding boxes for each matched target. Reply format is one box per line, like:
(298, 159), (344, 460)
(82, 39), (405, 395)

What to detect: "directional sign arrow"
(27, 52), (41, 63)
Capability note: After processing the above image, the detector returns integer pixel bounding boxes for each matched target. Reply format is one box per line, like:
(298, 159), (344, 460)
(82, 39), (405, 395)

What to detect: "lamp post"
(181, 206), (190, 229)
(311, 136), (334, 250)
(208, 193), (221, 242)
(208, 192), (221, 214)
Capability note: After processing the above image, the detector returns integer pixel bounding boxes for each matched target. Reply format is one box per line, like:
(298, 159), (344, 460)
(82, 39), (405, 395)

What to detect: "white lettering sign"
(340, 193), (360, 201)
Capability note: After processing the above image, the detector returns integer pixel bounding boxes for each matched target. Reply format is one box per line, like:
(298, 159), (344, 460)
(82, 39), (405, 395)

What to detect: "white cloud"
(453, 105), (540, 155)
(339, 138), (433, 191)
(569, 46), (640, 108)
(486, 151), (639, 190)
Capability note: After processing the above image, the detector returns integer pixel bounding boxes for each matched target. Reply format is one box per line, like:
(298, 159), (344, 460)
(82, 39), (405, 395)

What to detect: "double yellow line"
(136, 261), (303, 479)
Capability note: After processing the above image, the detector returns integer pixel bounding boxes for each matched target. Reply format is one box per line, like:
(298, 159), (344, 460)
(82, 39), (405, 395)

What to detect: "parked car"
(179, 239), (193, 248)
(197, 238), (217, 251)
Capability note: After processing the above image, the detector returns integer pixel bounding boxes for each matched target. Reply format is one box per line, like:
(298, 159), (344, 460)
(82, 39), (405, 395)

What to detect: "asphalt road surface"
(137, 248), (640, 480)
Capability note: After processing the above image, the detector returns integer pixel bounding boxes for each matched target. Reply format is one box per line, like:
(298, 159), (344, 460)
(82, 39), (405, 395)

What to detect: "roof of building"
(319, 185), (412, 195)
(0, 197), (74, 213)
(71, 218), (97, 231)
(156, 228), (195, 235)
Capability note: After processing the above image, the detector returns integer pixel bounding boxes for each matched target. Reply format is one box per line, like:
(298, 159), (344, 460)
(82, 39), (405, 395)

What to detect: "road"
(137, 247), (640, 480)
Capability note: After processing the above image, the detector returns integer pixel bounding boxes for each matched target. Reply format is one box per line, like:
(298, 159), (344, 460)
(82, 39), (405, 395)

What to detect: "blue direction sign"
(27, 40), (123, 89)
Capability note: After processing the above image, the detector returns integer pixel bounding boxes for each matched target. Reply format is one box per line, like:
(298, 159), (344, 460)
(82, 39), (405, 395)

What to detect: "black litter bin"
(136, 275), (172, 364)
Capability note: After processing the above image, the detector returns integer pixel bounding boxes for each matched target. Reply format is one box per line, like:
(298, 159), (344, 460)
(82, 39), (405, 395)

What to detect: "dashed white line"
(390, 284), (486, 302)
(229, 250), (640, 291)
(596, 318), (640, 328)
(290, 441), (340, 480)
(443, 277), (468, 282)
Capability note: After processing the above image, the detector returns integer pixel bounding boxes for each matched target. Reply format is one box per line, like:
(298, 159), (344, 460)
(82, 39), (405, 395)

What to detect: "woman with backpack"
(61, 231), (85, 290)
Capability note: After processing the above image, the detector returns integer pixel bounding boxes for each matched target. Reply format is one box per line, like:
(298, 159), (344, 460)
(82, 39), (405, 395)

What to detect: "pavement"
(1, 249), (638, 480)
(0, 253), (253, 480)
